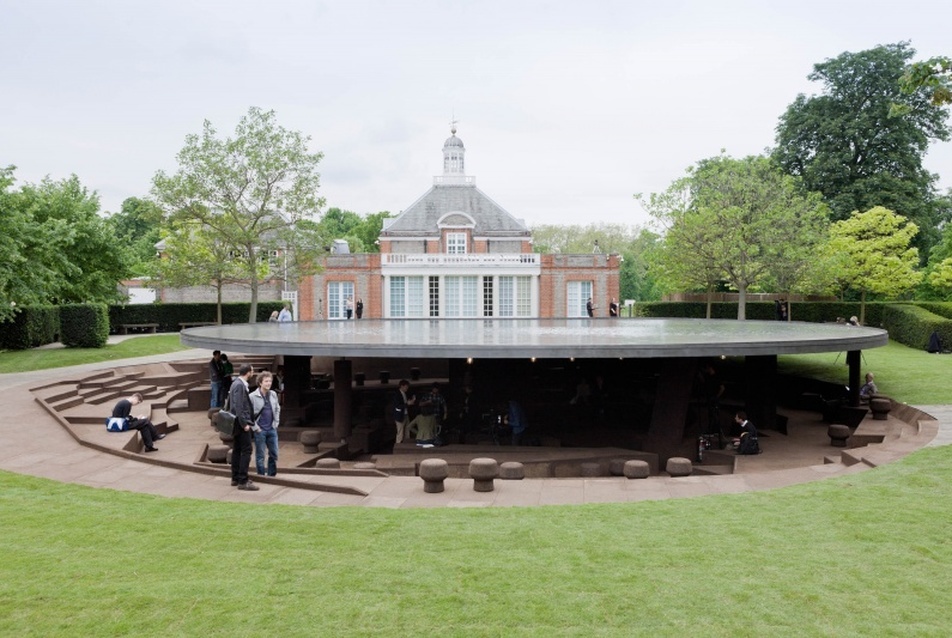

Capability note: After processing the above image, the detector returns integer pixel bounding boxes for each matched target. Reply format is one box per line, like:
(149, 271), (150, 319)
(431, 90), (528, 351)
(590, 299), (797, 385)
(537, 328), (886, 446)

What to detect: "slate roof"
(381, 184), (529, 237)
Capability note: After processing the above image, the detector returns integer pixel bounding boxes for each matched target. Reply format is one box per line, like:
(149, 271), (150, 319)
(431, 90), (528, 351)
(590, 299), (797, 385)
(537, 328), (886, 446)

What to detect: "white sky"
(2, 0), (951, 228)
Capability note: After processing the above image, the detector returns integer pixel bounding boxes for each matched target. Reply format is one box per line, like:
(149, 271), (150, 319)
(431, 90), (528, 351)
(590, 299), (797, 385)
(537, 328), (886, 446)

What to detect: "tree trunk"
(705, 285), (713, 319)
(216, 282), (223, 324)
(248, 246), (258, 323)
(737, 283), (747, 320)
(860, 290), (867, 325)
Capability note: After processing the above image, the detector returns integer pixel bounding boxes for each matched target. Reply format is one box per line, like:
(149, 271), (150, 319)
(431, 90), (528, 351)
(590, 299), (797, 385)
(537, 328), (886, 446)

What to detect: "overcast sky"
(2, 0), (951, 229)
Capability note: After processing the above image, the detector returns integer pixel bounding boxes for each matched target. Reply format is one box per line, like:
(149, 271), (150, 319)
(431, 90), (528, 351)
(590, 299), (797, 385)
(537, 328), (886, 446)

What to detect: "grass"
(779, 340), (952, 405)
(0, 334), (190, 374)
(2, 446), (952, 636)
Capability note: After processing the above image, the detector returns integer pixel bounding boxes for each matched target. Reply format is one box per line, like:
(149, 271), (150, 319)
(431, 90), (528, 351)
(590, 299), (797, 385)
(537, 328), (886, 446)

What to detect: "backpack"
(105, 417), (130, 432)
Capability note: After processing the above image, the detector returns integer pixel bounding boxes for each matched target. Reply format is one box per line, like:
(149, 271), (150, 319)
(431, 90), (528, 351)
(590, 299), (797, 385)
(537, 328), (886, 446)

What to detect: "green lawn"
(2, 446), (951, 636)
(779, 340), (952, 405)
(0, 334), (190, 374)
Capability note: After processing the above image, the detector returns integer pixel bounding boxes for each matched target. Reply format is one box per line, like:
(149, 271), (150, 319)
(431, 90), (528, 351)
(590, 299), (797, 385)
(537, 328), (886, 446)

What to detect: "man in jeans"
(209, 350), (225, 408)
(229, 364), (259, 491)
(250, 370), (281, 477)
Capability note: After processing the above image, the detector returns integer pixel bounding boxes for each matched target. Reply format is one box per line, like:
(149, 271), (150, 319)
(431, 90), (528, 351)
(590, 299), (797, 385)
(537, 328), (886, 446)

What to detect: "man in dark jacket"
(112, 393), (164, 452)
(209, 350), (225, 408)
(229, 364), (258, 491)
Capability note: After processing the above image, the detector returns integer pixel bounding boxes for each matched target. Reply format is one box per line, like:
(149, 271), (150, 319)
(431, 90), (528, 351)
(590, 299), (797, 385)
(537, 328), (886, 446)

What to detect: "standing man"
(393, 379), (415, 444)
(345, 296), (354, 320)
(504, 399), (528, 446)
(250, 370), (281, 477)
(609, 298), (619, 317)
(229, 364), (259, 491)
(277, 303), (293, 322)
(209, 350), (225, 409)
(586, 297), (595, 317)
(355, 298), (364, 319)
(112, 393), (165, 452)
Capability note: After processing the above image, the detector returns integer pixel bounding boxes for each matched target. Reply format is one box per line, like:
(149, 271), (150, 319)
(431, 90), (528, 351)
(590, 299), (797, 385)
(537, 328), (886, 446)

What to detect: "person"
(570, 376), (590, 406)
(229, 364), (259, 491)
(112, 392), (165, 452)
(734, 411), (760, 455)
(457, 385), (479, 443)
(355, 298), (364, 319)
(250, 371), (281, 477)
(700, 362), (725, 442)
(277, 303), (293, 322)
(586, 297), (595, 318)
(268, 310), (279, 322)
(274, 365), (285, 404)
(345, 296), (354, 320)
(219, 353), (234, 407)
(410, 383), (447, 444)
(504, 399), (528, 446)
(859, 372), (878, 402)
(775, 299), (789, 321)
(392, 379), (416, 444)
(209, 350), (225, 409)
(847, 316), (860, 327)
(609, 298), (619, 317)
(592, 239), (601, 254)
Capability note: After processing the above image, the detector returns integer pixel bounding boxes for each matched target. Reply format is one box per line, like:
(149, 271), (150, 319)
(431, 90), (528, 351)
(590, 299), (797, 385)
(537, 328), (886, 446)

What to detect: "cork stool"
(419, 458), (449, 493)
(469, 457), (499, 492)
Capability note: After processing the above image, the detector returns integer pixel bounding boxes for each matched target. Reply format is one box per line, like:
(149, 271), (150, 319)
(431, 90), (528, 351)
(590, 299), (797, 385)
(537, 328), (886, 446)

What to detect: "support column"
(334, 359), (353, 442)
(281, 355), (312, 427)
(744, 355), (778, 432)
(644, 357), (698, 464)
(847, 350), (861, 407)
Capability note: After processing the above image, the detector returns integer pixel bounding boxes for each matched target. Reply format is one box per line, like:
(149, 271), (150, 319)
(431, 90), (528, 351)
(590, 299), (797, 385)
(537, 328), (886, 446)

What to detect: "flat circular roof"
(180, 318), (888, 359)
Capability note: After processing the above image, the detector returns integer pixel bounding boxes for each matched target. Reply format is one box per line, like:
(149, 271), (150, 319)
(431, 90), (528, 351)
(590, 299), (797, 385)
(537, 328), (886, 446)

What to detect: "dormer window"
(446, 232), (467, 254)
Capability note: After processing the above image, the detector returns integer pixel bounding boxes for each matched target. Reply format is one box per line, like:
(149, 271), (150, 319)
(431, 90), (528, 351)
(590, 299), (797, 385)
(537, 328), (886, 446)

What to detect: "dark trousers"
(129, 418), (157, 448)
(231, 427), (253, 484)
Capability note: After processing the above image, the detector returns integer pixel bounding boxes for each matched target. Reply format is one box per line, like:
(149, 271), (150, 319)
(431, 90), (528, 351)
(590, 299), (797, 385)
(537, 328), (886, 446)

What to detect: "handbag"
(105, 417), (130, 432)
(215, 410), (236, 435)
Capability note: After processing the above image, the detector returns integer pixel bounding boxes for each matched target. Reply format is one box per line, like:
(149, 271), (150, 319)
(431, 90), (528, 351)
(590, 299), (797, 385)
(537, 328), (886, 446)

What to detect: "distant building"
(301, 127), (619, 320)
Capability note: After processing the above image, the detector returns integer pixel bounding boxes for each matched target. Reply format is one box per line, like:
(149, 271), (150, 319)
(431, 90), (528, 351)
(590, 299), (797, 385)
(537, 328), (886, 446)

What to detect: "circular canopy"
(180, 318), (888, 359)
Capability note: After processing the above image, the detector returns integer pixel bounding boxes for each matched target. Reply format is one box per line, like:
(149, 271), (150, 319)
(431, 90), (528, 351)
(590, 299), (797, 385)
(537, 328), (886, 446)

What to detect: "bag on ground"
(105, 417), (130, 432)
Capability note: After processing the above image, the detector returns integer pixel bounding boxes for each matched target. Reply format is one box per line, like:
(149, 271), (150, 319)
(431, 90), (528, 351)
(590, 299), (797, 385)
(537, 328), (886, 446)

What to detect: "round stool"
(609, 458), (627, 476)
(218, 431), (234, 446)
(207, 444), (229, 464)
(623, 460), (650, 479)
(580, 462), (604, 477)
(207, 407), (221, 424)
(870, 398), (891, 421)
(469, 457), (499, 492)
(828, 424), (851, 447)
(666, 457), (693, 477)
(419, 458), (449, 493)
(499, 461), (525, 480)
(300, 430), (322, 454)
(315, 457), (341, 469)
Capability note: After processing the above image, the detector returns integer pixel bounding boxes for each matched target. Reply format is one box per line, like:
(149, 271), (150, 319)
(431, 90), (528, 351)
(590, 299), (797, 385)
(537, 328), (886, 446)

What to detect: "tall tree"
(152, 107), (326, 322)
(897, 56), (952, 107)
(825, 206), (923, 324)
(774, 43), (950, 256)
(647, 155), (829, 320)
(107, 197), (164, 276)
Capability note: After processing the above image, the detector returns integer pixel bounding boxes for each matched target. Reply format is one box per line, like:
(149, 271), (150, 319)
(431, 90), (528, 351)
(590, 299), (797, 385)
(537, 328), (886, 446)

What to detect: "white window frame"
(446, 232), (467, 254)
(567, 281), (593, 318)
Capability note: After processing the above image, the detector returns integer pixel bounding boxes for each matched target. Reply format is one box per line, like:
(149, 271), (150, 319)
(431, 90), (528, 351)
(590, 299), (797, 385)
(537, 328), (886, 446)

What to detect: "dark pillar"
(847, 350), (861, 407)
(282, 355), (312, 427)
(644, 357), (698, 464)
(744, 355), (777, 432)
(334, 359), (353, 442)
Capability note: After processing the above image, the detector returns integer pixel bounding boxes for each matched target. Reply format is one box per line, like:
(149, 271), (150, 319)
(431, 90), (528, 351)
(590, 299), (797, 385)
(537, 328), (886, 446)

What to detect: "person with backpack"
(250, 371), (281, 477)
(734, 411), (760, 455)
(111, 392), (165, 452)
(228, 364), (258, 491)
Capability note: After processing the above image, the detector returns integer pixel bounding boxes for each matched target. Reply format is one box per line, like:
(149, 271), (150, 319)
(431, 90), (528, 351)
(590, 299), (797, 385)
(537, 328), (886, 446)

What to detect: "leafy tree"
(152, 107), (326, 322)
(647, 155), (829, 320)
(352, 211), (391, 253)
(825, 206), (923, 324)
(927, 257), (952, 296)
(774, 43), (950, 256)
(107, 197), (164, 276)
(897, 56), (952, 107)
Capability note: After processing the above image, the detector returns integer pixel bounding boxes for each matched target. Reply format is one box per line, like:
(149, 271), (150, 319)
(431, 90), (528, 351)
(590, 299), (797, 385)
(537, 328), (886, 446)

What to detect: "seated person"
(859, 372), (878, 402)
(734, 411), (760, 455)
(112, 392), (165, 452)
(407, 414), (439, 443)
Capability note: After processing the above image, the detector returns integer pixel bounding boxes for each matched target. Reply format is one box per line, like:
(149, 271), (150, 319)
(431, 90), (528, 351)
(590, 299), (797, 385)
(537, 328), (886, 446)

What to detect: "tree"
(107, 197), (164, 276)
(774, 43), (950, 256)
(897, 56), (952, 107)
(152, 107), (326, 322)
(646, 155), (829, 320)
(825, 206), (923, 324)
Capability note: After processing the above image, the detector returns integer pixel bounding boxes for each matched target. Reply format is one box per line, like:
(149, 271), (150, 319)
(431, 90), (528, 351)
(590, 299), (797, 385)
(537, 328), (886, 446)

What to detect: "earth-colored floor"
(5, 343), (950, 508)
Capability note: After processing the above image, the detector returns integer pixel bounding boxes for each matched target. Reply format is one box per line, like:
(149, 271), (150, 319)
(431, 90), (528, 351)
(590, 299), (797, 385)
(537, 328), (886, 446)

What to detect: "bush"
(881, 304), (952, 351)
(60, 304), (109, 348)
(0, 305), (60, 350)
(633, 301), (889, 326)
(107, 302), (285, 333)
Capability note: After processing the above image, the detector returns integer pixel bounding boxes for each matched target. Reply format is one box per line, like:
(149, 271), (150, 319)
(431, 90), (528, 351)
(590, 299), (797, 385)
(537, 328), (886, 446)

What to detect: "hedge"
(60, 304), (109, 348)
(881, 304), (952, 351)
(634, 301), (887, 326)
(0, 305), (60, 350)
(107, 302), (286, 334)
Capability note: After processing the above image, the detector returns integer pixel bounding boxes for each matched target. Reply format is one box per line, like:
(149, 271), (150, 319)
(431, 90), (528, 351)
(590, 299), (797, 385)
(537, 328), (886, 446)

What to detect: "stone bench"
(419, 458), (449, 493)
(828, 424), (851, 447)
(623, 460), (650, 479)
(120, 323), (159, 335)
(300, 430), (322, 453)
(469, 457), (499, 492)
(207, 444), (229, 463)
(315, 457), (341, 469)
(665, 457), (693, 477)
(499, 461), (525, 480)
(870, 397), (892, 421)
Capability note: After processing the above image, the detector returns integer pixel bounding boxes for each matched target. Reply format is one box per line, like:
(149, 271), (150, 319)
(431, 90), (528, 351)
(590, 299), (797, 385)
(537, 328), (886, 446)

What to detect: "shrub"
(881, 304), (952, 351)
(0, 305), (60, 350)
(108, 302), (285, 333)
(60, 304), (109, 348)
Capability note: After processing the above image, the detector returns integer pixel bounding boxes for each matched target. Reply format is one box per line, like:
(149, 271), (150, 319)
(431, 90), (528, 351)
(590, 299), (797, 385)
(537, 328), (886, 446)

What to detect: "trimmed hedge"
(881, 304), (952, 351)
(107, 302), (285, 334)
(916, 302), (952, 321)
(60, 304), (109, 348)
(0, 305), (60, 350)
(635, 301), (887, 326)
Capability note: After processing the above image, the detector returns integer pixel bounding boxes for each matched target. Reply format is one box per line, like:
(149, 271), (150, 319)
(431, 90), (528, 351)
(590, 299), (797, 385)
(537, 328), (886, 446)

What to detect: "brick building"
(302, 127), (619, 320)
